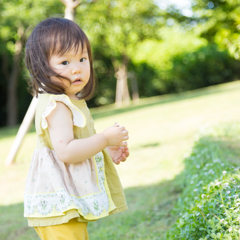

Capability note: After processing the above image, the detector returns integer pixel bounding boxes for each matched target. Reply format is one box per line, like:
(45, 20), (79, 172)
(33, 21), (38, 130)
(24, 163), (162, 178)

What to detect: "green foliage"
(131, 26), (240, 94)
(132, 26), (207, 70)
(192, 0), (240, 59)
(166, 123), (240, 239)
(165, 44), (240, 92)
(76, 0), (165, 59)
(131, 26), (208, 94)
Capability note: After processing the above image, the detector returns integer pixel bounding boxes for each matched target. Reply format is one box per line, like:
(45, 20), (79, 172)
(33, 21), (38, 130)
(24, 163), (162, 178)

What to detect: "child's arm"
(47, 102), (129, 164)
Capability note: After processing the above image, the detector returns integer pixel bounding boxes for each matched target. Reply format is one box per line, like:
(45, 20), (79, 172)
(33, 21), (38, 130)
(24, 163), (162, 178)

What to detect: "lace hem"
(24, 149), (116, 220)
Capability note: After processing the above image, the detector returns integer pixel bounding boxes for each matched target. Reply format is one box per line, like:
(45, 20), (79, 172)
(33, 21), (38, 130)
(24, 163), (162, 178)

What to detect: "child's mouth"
(72, 79), (82, 85)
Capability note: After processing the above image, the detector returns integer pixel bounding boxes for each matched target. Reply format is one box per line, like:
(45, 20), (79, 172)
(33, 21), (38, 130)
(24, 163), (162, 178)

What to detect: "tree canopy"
(192, 0), (240, 58)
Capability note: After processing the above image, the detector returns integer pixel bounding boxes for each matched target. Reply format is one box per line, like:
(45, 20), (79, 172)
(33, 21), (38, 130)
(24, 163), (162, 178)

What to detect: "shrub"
(166, 124), (240, 239)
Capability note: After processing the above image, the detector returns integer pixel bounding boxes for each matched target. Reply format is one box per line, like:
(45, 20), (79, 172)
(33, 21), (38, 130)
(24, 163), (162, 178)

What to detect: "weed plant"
(167, 123), (240, 240)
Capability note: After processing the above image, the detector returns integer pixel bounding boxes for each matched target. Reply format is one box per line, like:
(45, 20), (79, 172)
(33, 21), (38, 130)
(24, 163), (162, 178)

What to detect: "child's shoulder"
(36, 93), (87, 130)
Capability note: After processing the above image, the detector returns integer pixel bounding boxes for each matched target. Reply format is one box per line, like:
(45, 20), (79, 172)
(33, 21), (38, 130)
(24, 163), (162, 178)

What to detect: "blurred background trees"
(0, 0), (240, 127)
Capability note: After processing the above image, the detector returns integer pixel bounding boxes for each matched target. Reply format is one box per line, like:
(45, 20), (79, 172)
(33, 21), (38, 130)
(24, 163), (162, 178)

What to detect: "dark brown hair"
(25, 17), (95, 100)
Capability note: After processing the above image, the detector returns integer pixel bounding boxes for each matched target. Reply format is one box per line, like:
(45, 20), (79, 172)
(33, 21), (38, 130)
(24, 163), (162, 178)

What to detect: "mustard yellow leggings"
(34, 218), (89, 240)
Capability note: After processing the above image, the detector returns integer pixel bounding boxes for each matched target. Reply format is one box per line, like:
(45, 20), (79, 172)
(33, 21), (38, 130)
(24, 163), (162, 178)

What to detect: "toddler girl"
(24, 17), (129, 240)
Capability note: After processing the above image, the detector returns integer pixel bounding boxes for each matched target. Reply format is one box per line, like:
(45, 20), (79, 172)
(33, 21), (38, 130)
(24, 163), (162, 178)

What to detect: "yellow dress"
(24, 93), (127, 227)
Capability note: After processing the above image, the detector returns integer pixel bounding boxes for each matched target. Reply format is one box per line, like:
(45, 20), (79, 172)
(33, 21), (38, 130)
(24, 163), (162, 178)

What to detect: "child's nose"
(72, 63), (81, 74)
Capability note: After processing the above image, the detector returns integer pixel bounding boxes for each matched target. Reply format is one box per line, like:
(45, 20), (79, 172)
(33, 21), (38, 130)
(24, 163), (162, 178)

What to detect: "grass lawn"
(0, 81), (240, 239)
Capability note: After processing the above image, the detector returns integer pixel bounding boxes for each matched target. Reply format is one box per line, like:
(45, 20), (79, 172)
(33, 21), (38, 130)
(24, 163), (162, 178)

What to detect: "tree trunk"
(115, 63), (130, 106)
(7, 26), (24, 126)
(60, 0), (80, 20)
(2, 53), (9, 80)
(113, 56), (130, 106)
(65, 5), (75, 20)
(129, 72), (139, 103)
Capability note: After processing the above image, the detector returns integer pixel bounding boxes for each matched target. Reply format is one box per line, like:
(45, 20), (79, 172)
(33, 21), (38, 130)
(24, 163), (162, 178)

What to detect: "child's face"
(49, 45), (90, 99)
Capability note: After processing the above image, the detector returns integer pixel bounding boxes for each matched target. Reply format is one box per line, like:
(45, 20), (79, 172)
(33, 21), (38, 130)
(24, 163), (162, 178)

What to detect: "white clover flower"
(202, 194), (206, 198)
(209, 169), (214, 174)
(223, 171), (227, 175)
(216, 181), (221, 186)
(220, 204), (224, 207)
(236, 203), (240, 206)
(227, 191), (231, 194)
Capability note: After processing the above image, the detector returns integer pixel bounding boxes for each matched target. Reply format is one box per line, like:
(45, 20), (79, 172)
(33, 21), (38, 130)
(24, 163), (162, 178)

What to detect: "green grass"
(1, 81), (240, 239)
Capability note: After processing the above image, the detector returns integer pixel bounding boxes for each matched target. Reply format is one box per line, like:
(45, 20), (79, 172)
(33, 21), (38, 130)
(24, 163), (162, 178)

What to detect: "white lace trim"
(41, 94), (86, 129)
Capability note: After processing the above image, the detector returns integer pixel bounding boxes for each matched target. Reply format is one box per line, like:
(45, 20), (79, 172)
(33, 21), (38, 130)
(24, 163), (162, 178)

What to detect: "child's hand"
(107, 146), (130, 165)
(102, 123), (129, 147)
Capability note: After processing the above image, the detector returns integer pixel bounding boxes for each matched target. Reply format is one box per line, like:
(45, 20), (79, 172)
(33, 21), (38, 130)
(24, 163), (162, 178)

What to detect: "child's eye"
(80, 58), (86, 62)
(61, 61), (69, 65)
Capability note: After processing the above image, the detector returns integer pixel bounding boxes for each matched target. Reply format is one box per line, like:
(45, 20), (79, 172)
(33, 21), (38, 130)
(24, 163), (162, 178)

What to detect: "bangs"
(51, 22), (87, 56)
(40, 18), (90, 58)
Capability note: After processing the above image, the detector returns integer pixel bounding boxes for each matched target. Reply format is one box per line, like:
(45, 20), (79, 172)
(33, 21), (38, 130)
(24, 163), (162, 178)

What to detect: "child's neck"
(67, 93), (80, 100)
